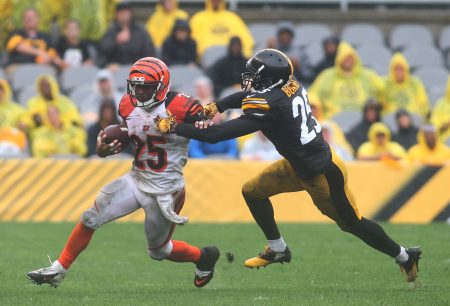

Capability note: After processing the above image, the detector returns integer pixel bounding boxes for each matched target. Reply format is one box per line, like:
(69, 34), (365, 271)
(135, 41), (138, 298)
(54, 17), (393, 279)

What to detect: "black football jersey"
(242, 77), (332, 179)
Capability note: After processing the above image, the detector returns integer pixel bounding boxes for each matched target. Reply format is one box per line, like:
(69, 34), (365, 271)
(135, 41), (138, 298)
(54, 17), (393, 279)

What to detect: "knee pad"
(148, 241), (173, 261)
(81, 208), (102, 230)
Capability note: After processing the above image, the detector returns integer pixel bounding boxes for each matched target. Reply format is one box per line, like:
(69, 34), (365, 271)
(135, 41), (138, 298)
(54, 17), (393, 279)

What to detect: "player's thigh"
(81, 174), (140, 229)
(302, 154), (361, 230)
(143, 188), (186, 251)
(242, 159), (304, 199)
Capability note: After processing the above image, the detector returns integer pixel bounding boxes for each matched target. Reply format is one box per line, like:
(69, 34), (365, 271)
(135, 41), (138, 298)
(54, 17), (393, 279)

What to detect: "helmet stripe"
(129, 69), (158, 81)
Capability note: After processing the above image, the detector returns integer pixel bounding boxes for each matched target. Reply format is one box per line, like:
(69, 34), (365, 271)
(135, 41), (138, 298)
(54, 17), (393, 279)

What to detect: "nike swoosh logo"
(247, 94), (256, 98)
(195, 275), (211, 287)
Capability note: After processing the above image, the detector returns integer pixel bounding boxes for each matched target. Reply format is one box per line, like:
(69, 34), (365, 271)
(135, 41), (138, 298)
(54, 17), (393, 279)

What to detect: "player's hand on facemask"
(154, 110), (177, 133)
(203, 102), (218, 119)
(96, 130), (122, 157)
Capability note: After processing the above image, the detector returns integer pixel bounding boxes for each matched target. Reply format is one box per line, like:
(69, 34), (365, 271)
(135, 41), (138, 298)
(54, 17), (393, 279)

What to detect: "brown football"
(104, 124), (130, 149)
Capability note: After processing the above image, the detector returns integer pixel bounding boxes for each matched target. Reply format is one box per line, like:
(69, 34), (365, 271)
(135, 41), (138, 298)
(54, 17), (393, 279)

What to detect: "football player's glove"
(203, 102), (218, 119)
(154, 111), (177, 133)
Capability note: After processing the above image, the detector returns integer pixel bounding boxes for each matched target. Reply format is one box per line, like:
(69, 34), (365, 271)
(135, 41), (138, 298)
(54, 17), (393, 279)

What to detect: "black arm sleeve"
(175, 115), (264, 144)
(216, 91), (248, 112)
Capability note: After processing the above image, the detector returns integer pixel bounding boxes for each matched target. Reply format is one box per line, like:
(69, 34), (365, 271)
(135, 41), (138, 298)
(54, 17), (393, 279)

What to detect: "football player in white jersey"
(27, 57), (220, 288)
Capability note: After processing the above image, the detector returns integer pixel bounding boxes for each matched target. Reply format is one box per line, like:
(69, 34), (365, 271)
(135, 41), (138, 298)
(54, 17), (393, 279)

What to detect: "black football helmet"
(241, 48), (293, 91)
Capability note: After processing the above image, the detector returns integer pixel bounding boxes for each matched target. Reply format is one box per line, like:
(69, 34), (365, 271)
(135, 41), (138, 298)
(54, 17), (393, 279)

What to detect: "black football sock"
(349, 217), (400, 258)
(242, 193), (281, 240)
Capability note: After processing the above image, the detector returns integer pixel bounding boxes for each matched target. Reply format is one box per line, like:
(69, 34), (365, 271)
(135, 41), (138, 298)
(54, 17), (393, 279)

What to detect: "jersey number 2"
(131, 135), (168, 172)
(292, 88), (321, 145)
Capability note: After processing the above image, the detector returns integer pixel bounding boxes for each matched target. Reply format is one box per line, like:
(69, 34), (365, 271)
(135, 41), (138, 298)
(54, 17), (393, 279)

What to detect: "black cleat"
(194, 246), (220, 288)
(244, 246), (291, 268)
(396, 247), (422, 282)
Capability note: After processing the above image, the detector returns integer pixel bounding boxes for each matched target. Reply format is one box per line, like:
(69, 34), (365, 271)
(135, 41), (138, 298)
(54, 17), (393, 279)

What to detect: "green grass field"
(0, 222), (448, 305)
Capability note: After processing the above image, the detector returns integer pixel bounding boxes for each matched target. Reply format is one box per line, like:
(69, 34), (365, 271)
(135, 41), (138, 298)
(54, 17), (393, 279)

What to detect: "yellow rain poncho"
(0, 79), (25, 128)
(21, 75), (82, 131)
(407, 127), (450, 165)
(309, 42), (384, 117)
(357, 122), (406, 160)
(381, 52), (429, 118)
(146, 0), (188, 49)
(32, 123), (87, 158)
(190, 0), (254, 58)
(431, 76), (450, 141)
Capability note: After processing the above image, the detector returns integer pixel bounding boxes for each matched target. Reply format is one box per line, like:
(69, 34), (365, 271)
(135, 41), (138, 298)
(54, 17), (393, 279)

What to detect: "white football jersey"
(118, 92), (204, 194)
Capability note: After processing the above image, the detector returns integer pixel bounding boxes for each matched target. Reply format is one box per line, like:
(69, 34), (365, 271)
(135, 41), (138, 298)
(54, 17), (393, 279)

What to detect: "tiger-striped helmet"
(127, 57), (170, 108)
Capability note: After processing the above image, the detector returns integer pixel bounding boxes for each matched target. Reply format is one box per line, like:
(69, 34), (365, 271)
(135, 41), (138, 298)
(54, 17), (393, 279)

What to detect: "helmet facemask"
(241, 62), (280, 91)
(127, 76), (165, 109)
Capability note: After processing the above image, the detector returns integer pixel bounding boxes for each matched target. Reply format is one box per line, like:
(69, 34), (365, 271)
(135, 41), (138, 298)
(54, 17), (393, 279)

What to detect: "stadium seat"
(331, 111), (362, 133)
(60, 66), (99, 93)
(169, 65), (204, 90)
(17, 86), (37, 106)
(113, 65), (130, 91)
(439, 25), (450, 51)
(413, 66), (449, 94)
(9, 64), (56, 92)
(294, 23), (332, 48)
(383, 112), (423, 133)
(365, 62), (389, 76)
(403, 45), (444, 70)
(389, 24), (434, 50)
(201, 45), (227, 70)
(357, 44), (392, 70)
(341, 23), (385, 47)
(249, 23), (276, 50)
(303, 42), (325, 67)
(69, 84), (94, 108)
(428, 87), (446, 107)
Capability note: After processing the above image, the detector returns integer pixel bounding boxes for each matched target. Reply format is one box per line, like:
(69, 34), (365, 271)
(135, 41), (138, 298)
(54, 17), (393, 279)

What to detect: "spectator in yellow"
(6, 8), (63, 67)
(407, 125), (450, 166)
(308, 92), (354, 156)
(431, 76), (450, 142)
(309, 42), (384, 117)
(381, 52), (429, 119)
(357, 122), (406, 161)
(21, 75), (83, 131)
(0, 79), (25, 128)
(146, 0), (188, 49)
(32, 105), (87, 158)
(190, 0), (254, 58)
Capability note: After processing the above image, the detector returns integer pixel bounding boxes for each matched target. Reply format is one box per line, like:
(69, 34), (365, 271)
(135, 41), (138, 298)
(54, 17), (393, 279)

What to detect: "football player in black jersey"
(155, 49), (421, 283)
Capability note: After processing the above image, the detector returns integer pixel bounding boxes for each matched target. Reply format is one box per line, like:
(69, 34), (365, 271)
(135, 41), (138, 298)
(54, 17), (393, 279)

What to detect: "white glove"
(156, 194), (189, 226)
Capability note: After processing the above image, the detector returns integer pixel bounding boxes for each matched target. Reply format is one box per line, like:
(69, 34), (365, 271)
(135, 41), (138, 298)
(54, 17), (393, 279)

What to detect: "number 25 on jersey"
(292, 88), (321, 145)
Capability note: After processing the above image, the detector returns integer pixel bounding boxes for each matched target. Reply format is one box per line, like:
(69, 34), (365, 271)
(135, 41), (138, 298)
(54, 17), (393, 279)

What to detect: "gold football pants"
(242, 150), (362, 231)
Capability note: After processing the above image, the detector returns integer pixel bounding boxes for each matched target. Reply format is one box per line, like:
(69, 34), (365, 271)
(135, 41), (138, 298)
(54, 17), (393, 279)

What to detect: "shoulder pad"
(118, 94), (135, 120)
(166, 91), (203, 123)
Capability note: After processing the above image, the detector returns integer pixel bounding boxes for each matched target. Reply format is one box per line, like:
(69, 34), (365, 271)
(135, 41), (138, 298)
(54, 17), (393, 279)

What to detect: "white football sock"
(268, 237), (286, 252)
(395, 246), (409, 263)
(52, 260), (66, 273)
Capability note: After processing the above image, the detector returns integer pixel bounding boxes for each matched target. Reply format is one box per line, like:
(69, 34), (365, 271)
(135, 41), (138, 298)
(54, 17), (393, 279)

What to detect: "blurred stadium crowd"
(0, 0), (449, 164)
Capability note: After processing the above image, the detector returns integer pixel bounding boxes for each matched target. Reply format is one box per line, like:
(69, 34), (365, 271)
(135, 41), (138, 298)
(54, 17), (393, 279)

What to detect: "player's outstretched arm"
(96, 130), (122, 158)
(214, 91), (248, 113)
(175, 115), (262, 143)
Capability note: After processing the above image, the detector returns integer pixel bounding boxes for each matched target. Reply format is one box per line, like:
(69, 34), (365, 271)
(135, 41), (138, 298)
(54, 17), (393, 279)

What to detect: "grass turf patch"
(0, 222), (448, 305)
